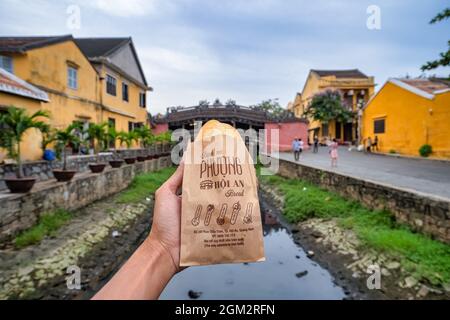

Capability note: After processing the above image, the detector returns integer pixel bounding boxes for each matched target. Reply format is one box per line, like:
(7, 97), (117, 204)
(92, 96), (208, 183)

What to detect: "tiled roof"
(74, 38), (130, 58)
(0, 35), (72, 53)
(399, 78), (450, 94)
(0, 68), (49, 102)
(312, 69), (369, 79)
(75, 37), (148, 86)
(0, 35), (149, 88)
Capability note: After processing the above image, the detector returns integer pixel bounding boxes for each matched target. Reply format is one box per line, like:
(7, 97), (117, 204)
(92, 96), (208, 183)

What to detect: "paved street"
(277, 147), (450, 200)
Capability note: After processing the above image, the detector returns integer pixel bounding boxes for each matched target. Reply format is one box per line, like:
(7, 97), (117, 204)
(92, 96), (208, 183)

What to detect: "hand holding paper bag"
(180, 120), (266, 266)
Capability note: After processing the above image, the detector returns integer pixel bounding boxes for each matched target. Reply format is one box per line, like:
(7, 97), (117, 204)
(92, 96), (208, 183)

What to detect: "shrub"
(389, 149), (396, 154)
(419, 144), (432, 157)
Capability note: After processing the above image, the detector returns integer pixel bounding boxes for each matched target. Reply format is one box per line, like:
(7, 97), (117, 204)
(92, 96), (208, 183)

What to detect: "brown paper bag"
(180, 120), (265, 266)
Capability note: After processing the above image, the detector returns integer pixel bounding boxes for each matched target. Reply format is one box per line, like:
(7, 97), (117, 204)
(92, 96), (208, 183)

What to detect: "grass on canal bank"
(116, 166), (176, 204)
(14, 167), (176, 248)
(15, 209), (72, 248)
(260, 174), (450, 286)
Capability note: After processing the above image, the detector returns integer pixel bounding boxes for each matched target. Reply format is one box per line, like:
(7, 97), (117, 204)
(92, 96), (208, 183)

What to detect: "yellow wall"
(1, 39), (149, 161)
(99, 65), (148, 148)
(0, 94), (46, 161)
(10, 40), (101, 131)
(362, 81), (450, 158)
(290, 93), (302, 118)
(15, 41), (99, 102)
(100, 65), (147, 132)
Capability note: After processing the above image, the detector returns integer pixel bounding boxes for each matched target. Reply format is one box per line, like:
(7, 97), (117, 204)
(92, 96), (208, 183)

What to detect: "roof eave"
(0, 68), (50, 102)
(94, 57), (149, 90)
(127, 39), (148, 86)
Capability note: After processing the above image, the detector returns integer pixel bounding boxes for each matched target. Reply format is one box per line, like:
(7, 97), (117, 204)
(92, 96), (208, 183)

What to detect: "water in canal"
(160, 193), (346, 300)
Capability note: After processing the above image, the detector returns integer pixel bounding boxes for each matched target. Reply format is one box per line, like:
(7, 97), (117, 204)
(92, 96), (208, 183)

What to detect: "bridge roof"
(154, 102), (307, 127)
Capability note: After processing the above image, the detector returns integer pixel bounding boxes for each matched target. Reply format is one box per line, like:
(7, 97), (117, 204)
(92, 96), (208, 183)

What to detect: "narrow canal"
(160, 191), (346, 300)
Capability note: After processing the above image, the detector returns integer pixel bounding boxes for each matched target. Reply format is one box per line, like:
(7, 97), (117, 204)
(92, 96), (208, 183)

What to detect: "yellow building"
(294, 69), (375, 144)
(362, 78), (450, 158)
(0, 68), (49, 161)
(286, 101), (294, 113)
(75, 37), (150, 134)
(290, 92), (302, 118)
(0, 35), (151, 161)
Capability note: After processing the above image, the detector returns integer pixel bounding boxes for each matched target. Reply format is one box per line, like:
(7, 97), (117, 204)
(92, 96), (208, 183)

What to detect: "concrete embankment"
(267, 156), (450, 243)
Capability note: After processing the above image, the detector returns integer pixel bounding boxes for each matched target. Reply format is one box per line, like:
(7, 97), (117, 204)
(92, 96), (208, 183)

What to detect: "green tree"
(154, 131), (172, 143)
(251, 99), (293, 119)
(117, 131), (138, 149)
(86, 122), (108, 153)
(133, 126), (153, 147)
(40, 124), (57, 154)
(54, 123), (81, 171)
(305, 90), (353, 123)
(105, 125), (117, 150)
(0, 106), (50, 178)
(421, 7), (450, 74)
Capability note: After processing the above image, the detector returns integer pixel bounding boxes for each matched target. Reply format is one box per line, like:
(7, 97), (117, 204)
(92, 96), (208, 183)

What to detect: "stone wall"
(0, 144), (172, 191)
(273, 157), (450, 243)
(0, 156), (172, 245)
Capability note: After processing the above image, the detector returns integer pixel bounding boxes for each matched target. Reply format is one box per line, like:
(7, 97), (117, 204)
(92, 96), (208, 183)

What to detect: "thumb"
(165, 162), (184, 192)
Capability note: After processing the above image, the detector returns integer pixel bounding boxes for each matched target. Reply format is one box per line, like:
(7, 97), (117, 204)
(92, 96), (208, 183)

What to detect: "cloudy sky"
(0, 0), (449, 114)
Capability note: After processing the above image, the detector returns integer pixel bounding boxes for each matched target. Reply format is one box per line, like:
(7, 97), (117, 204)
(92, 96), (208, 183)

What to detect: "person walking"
(372, 136), (378, 152)
(292, 138), (300, 161)
(313, 135), (319, 153)
(330, 138), (339, 167)
(366, 136), (372, 153)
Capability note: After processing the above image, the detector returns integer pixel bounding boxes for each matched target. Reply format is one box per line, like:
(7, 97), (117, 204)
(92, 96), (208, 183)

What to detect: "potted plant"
(86, 122), (108, 173)
(0, 106), (50, 193)
(154, 132), (172, 158)
(153, 133), (163, 159)
(134, 126), (152, 162)
(144, 134), (156, 160)
(106, 127), (123, 168)
(52, 123), (81, 182)
(160, 131), (172, 156)
(40, 124), (57, 161)
(118, 131), (138, 164)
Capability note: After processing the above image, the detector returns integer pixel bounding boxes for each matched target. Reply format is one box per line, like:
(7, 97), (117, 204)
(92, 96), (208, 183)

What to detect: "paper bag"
(180, 120), (265, 266)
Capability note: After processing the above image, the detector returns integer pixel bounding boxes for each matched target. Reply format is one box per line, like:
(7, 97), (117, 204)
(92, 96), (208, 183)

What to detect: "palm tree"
(117, 131), (138, 149)
(0, 106), (50, 178)
(117, 131), (138, 164)
(105, 126), (118, 151)
(86, 122), (108, 154)
(104, 126), (125, 168)
(54, 123), (81, 171)
(154, 131), (172, 155)
(134, 126), (152, 147)
(117, 131), (127, 149)
(143, 134), (156, 147)
(40, 123), (57, 155)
